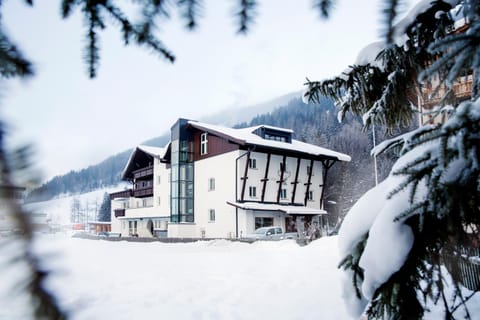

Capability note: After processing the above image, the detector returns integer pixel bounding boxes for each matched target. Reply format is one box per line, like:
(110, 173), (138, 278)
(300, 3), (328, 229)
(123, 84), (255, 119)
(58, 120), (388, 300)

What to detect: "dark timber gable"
(191, 128), (239, 161)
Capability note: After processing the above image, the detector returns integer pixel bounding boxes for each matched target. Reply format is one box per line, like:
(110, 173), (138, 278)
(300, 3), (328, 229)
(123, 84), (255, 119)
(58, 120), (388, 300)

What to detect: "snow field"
(32, 235), (349, 320)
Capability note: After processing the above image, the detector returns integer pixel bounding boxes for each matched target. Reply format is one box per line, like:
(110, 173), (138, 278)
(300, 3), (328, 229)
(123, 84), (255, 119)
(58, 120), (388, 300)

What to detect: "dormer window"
(253, 126), (293, 143)
(200, 132), (208, 155)
(265, 133), (287, 142)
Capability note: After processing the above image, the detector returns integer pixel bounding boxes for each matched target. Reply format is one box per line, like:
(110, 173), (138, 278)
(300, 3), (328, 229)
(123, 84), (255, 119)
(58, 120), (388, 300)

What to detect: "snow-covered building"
(110, 118), (350, 238)
(419, 15), (473, 125)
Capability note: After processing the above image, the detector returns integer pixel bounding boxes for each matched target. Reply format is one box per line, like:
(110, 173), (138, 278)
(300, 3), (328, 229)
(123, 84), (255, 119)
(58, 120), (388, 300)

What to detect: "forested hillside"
(27, 96), (406, 221)
(25, 134), (170, 202)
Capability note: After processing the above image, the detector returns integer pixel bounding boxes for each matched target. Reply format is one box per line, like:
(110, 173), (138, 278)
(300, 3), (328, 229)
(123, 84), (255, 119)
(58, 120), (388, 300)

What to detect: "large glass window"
(280, 188), (287, 199)
(170, 119), (195, 223)
(255, 217), (273, 229)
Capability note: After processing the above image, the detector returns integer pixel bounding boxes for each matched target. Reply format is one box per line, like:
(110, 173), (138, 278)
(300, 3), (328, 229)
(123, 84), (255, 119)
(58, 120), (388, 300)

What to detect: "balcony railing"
(110, 189), (133, 200)
(133, 166), (154, 179)
(422, 76), (473, 109)
(114, 209), (125, 218)
(133, 187), (153, 198)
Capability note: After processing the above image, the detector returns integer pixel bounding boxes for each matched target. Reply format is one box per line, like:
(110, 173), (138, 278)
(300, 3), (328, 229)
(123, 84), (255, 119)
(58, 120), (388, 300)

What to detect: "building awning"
(226, 201), (327, 215)
(117, 216), (169, 220)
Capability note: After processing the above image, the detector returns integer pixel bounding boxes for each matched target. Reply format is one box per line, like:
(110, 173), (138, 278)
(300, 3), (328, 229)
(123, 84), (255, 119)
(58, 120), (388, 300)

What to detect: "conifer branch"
(177, 0), (203, 30)
(235, 0), (257, 34)
(61, 0), (80, 18)
(84, 4), (102, 79)
(382, 0), (401, 44)
(0, 30), (34, 78)
(0, 127), (67, 319)
(312, 0), (335, 18)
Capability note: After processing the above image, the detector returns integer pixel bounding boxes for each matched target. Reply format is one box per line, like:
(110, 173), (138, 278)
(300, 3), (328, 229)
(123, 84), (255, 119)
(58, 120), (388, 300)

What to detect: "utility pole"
(372, 121), (378, 186)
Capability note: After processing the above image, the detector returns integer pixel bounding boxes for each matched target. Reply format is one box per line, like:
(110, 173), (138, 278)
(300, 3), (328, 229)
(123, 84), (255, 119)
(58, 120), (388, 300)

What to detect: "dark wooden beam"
(319, 159), (336, 209)
(304, 159), (314, 206)
(240, 152), (251, 201)
(260, 153), (271, 202)
(290, 158), (301, 204)
(276, 155), (287, 203)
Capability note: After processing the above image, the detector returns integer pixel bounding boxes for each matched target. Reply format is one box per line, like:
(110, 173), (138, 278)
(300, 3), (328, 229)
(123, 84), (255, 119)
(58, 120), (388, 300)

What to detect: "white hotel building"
(110, 118), (350, 238)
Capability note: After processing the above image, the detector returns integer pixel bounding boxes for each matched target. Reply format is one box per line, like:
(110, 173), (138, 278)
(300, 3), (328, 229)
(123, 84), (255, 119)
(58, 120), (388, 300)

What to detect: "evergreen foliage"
(305, 0), (480, 318)
(98, 192), (111, 222)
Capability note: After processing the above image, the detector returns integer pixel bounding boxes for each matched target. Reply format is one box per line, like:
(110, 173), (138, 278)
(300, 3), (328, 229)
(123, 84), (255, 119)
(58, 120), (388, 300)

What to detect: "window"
(200, 132), (208, 155)
(157, 175), (161, 184)
(255, 217), (273, 229)
(308, 191), (314, 201)
(209, 209), (215, 222)
(249, 186), (257, 198)
(142, 199), (148, 207)
(158, 196), (161, 206)
(208, 178), (215, 191)
(264, 134), (287, 142)
(248, 158), (257, 169)
(128, 220), (137, 235)
(280, 188), (287, 199)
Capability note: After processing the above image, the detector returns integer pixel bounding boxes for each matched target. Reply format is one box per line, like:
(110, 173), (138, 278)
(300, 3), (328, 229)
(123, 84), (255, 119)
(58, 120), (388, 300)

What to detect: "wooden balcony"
(421, 75), (473, 109)
(114, 209), (125, 218)
(133, 166), (154, 179)
(110, 189), (133, 200)
(133, 186), (153, 198)
(453, 78), (472, 100)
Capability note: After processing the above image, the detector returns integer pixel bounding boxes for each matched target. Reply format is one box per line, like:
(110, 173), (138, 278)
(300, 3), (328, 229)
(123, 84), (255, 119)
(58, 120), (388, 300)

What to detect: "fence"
(443, 246), (480, 292)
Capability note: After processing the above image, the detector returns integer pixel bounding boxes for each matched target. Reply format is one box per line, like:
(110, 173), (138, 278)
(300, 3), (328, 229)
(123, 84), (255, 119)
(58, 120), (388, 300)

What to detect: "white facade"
(110, 119), (350, 238)
(189, 150), (238, 238)
(110, 146), (170, 237)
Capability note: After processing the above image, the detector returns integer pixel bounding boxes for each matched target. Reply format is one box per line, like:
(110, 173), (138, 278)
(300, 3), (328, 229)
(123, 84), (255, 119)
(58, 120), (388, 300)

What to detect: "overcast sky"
(2, 0), (410, 182)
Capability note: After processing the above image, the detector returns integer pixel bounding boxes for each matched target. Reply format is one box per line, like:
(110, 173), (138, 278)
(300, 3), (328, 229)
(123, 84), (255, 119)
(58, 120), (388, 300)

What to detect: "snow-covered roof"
(137, 145), (167, 158)
(188, 121), (351, 162)
(227, 201), (327, 215)
(121, 145), (168, 180)
(247, 124), (294, 134)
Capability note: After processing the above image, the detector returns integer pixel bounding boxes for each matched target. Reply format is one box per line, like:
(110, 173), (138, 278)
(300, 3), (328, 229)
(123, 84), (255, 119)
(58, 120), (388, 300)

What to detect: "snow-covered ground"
(23, 185), (126, 225)
(3, 235), (348, 319)
(1, 235), (479, 319)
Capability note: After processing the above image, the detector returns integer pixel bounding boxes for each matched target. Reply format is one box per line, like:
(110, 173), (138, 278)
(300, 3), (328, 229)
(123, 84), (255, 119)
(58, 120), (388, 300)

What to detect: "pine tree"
(305, 1), (480, 319)
(98, 192), (111, 222)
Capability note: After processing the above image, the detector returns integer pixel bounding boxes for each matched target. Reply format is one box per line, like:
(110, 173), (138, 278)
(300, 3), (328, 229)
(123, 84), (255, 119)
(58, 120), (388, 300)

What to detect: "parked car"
(98, 231), (121, 238)
(244, 226), (296, 241)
